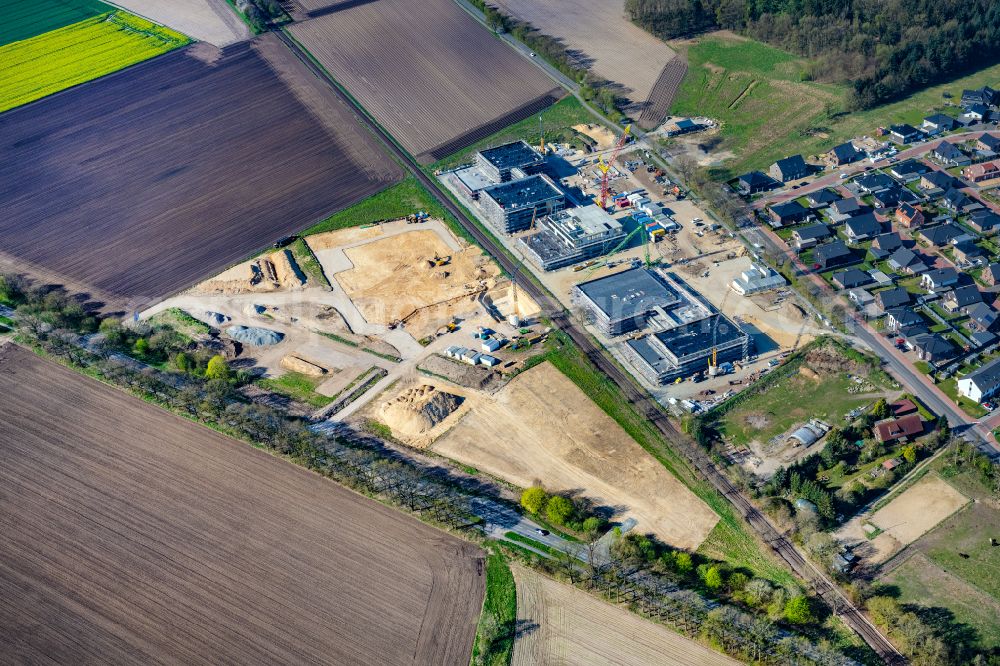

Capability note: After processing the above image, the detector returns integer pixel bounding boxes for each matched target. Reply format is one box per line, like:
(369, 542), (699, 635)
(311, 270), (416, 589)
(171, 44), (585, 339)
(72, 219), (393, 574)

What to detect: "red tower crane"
(598, 124), (632, 209)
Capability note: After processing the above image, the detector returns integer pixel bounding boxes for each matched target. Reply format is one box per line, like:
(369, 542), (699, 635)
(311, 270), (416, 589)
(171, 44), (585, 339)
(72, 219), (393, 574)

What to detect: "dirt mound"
(744, 413), (771, 429)
(381, 385), (463, 437)
(785, 302), (807, 321)
(804, 344), (866, 376)
(281, 355), (327, 377)
(226, 325), (284, 346)
(798, 366), (820, 381)
(193, 250), (306, 295)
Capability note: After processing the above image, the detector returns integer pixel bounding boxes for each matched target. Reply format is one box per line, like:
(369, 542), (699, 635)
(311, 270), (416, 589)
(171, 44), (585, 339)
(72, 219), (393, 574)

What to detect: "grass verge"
(471, 548), (517, 666)
(257, 371), (335, 409)
(288, 238), (330, 288)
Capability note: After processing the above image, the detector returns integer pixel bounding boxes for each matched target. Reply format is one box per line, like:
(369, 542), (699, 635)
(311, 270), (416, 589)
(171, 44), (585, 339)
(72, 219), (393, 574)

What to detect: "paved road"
(276, 29), (904, 664)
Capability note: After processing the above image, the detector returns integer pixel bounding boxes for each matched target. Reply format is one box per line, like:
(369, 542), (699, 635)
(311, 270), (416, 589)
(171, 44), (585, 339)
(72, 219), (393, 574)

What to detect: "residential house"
(983, 262), (1000, 286)
(962, 104), (990, 124)
(922, 114), (958, 134)
(806, 189), (839, 207)
(886, 307), (924, 330)
(855, 172), (895, 194)
(966, 302), (999, 333)
(920, 170), (960, 192)
(887, 247), (928, 274)
(869, 269), (894, 286)
(844, 214), (881, 242)
(793, 224), (831, 249)
(813, 241), (854, 270)
(736, 171), (780, 195)
(957, 357), (1000, 402)
(962, 86), (999, 109)
(963, 160), (1000, 183)
(931, 141), (971, 167)
(920, 267), (959, 292)
(890, 398), (918, 416)
(829, 198), (863, 221)
(832, 268), (873, 290)
(942, 188), (981, 214)
(875, 286), (910, 313)
(971, 331), (997, 348)
(919, 223), (963, 247)
(978, 134), (1000, 153)
(829, 142), (862, 166)
(849, 288), (876, 312)
(897, 322), (930, 342)
(895, 202), (925, 229)
(872, 187), (916, 209)
(910, 333), (958, 363)
(969, 209), (1000, 235)
(943, 285), (983, 313)
(872, 232), (902, 253)
(767, 200), (809, 227)
(889, 159), (930, 182)
(769, 155), (809, 182)
(874, 414), (924, 443)
(952, 241), (985, 266)
(888, 124), (922, 144)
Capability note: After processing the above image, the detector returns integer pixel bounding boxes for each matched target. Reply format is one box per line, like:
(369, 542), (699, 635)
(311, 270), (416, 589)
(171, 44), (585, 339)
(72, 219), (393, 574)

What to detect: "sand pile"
(226, 325), (284, 346)
(193, 250), (305, 295)
(281, 355), (327, 377)
(380, 385), (463, 437)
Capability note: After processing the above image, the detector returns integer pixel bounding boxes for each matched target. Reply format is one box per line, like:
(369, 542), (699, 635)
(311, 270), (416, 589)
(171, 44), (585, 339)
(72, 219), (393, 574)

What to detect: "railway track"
(277, 30), (905, 665)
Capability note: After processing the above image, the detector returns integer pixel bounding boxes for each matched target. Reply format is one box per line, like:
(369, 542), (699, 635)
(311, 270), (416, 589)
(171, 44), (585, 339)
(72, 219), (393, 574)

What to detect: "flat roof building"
(731, 263), (786, 295)
(519, 205), (625, 271)
(573, 267), (680, 336)
(480, 174), (565, 234)
(476, 140), (544, 183)
(624, 313), (752, 384)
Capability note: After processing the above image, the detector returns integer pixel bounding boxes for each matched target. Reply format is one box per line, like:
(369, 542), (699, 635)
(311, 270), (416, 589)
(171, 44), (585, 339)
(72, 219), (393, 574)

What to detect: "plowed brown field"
(0, 34), (401, 309)
(288, 0), (564, 162)
(0, 344), (483, 665)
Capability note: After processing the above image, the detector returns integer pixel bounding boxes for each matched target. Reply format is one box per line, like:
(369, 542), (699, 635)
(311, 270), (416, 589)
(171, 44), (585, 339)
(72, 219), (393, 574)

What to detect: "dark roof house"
(832, 268), (873, 289)
(806, 189), (839, 207)
(919, 223), (963, 246)
(844, 213), (881, 242)
(887, 247), (928, 274)
(830, 142), (862, 165)
(813, 241), (854, 270)
(911, 334), (958, 363)
(793, 223), (832, 249)
(767, 200), (810, 227)
(888, 124), (922, 144)
(932, 141), (971, 166)
(769, 155), (809, 182)
(944, 285), (983, 312)
(920, 267), (959, 291)
(969, 209), (1000, 234)
(872, 232), (902, 252)
(875, 287), (910, 312)
(737, 171), (780, 195)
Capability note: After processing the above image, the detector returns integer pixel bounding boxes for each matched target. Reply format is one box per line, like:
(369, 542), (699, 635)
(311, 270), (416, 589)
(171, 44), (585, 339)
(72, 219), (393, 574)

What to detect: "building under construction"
(573, 267), (752, 383)
(476, 140), (544, 182)
(519, 205), (625, 271)
(480, 174), (566, 234)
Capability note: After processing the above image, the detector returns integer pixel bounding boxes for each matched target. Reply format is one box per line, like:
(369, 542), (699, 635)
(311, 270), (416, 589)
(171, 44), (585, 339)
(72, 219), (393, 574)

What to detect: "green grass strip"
(471, 549), (517, 666)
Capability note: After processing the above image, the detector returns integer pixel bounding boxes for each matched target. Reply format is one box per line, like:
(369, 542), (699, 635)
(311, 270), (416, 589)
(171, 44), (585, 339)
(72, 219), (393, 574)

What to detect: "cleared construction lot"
(0, 344), (483, 665)
(512, 566), (739, 666)
(288, 0), (564, 161)
(489, 0), (678, 126)
(0, 34), (401, 307)
(433, 362), (719, 549)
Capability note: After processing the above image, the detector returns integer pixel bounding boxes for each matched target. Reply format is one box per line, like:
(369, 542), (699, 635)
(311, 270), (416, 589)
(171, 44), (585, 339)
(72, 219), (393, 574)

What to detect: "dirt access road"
(0, 344), (483, 665)
(511, 565), (740, 666)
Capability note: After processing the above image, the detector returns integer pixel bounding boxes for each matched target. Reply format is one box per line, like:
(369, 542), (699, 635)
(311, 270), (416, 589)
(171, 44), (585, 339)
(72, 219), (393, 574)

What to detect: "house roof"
(738, 171), (779, 188)
(832, 268), (872, 288)
(971, 331), (997, 348)
(943, 188), (974, 209)
(770, 200), (808, 218)
(831, 198), (862, 215)
(845, 213), (880, 237)
(877, 287), (910, 308)
(887, 307), (923, 327)
(924, 113), (956, 128)
(888, 247), (925, 270)
(874, 414), (923, 441)
(965, 160), (1000, 180)
(964, 357), (1000, 393)
(986, 262), (1000, 282)
(922, 170), (958, 189)
(831, 142), (860, 162)
(920, 223), (963, 245)
(953, 241), (984, 259)
(970, 210), (1000, 231)
(922, 267), (958, 285)
(934, 141), (965, 160)
(889, 123), (920, 136)
(890, 398), (918, 416)
(898, 323), (930, 339)
(773, 155), (807, 174)
(794, 223), (831, 241)
(891, 159), (930, 177)
(967, 302), (998, 329)
(814, 240), (851, 262)
(873, 188), (908, 208)
(912, 333), (957, 358)
(948, 285), (983, 308)
(806, 189), (839, 206)
(980, 134), (1000, 151)
(856, 172), (895, 192)
(872, 232), (902, 251)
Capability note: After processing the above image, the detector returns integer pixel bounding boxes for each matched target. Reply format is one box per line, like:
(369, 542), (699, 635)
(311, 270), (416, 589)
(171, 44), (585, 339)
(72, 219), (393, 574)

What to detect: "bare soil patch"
(0, 344), (482, 665)
(868, 474), (970, 563)
(111, 0), (250, 46)
(0, 34), (401, 309)
(334, 229), (501, 338)
(288, 0), (564, 161)
(511, 565), (739, 666)
(433, 362), (718, 548)
(193, 249), (305, 295)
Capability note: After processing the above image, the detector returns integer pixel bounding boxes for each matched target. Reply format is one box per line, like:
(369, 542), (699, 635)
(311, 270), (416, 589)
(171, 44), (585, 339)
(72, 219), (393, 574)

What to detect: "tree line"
(624, 0), (1000, 108)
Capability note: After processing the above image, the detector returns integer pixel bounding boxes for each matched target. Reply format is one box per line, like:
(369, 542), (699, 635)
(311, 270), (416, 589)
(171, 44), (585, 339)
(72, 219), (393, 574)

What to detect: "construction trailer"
(519, 205), (626, 271)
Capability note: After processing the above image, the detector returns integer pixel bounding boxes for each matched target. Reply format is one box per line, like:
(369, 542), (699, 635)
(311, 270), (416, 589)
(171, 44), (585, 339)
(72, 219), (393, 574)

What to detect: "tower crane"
(597, 124), (631, 210)
(708, 287), (734, 375)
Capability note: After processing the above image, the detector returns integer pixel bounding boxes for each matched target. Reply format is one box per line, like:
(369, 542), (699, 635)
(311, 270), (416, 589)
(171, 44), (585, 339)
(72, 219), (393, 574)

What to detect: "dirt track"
(0, 344), (482, 665)
(511, 565), (739, 666)
(0, 34), (401, 309)
(288, 0), (564, 161)
(432, 362), (718, 549)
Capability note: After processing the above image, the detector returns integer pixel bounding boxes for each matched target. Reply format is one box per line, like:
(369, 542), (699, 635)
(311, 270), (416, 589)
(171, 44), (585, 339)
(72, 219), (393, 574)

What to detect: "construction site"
(441, 129), (822, 407)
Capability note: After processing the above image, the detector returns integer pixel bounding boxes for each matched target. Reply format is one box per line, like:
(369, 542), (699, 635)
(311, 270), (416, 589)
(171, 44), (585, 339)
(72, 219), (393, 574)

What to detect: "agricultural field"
(0, 33), (402, 308)
(511, 565), (739, 666)
(0, 11), (189, 113)
(111, 0), (250, 46)
(488, 0), (677, 126)
(671, 31), (1000, 176)
(0, 343), (484, 664)
(287, 0), (565, 162)
(1, 0), (109, 46)
(432, 362), (719, 549)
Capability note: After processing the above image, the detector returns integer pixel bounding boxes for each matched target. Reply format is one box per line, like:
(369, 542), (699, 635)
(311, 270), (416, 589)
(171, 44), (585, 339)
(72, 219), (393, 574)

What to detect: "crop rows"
(0, 12), (189, 113)
(289, 0), (564, 161)
(1, 0), (109, 46)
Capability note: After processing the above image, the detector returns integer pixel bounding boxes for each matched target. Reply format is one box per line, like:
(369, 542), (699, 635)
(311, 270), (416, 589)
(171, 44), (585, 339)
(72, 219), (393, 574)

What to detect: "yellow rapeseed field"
(0, 12), (188, 113)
